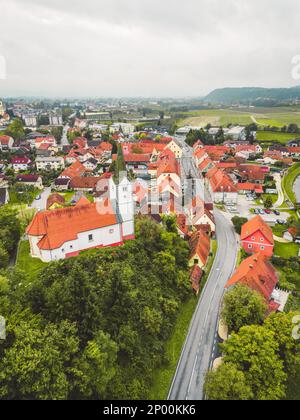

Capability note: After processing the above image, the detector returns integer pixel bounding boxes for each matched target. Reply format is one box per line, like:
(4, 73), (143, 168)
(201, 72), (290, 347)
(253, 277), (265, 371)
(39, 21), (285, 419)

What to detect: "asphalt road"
(30, 186), (52, 211)
(168, 210), (239, 401)
(61, 124), (70, 146)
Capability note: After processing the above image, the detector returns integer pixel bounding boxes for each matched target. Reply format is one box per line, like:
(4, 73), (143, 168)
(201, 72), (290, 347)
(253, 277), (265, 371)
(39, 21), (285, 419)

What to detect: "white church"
(27, 175), (135, 262)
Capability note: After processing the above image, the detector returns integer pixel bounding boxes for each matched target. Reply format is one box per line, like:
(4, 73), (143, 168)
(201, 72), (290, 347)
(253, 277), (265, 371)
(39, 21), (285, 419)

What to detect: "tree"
(0, 242), (9, 269)
(5, 118), (25, 141)
(0, 207), (21, 255)
(0, 316), (79, 400)
(264, 196), (273, 209)
(222, 325), (287, 400)
(72, 331), (118, 399)
(204, 363), (253, 400)
(222, 285), (267, 333)
(231, 216), (248, 234)
(264, 312), (300, 375)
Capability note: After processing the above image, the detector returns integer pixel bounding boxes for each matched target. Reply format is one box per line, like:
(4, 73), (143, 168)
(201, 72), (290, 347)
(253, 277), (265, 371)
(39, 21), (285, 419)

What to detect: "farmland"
(177, 107), (300, 130)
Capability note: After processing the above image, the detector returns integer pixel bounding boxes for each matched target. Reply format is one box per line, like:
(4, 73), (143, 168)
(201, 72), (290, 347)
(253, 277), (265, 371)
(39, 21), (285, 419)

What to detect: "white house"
(27, 175), (135, 262)
(36, 157), (65, 171)
(11, 156), (31, 172)
(0, 135), (14, 151)
(164, 139), (183, 159)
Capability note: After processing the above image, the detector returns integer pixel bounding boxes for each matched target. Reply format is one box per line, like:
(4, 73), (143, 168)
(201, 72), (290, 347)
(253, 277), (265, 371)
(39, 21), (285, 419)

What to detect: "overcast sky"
(0, 0), (299, 97)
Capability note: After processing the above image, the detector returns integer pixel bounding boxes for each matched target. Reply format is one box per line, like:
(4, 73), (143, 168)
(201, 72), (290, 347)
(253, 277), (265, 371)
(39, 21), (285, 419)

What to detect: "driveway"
(30, 187), (52, 211)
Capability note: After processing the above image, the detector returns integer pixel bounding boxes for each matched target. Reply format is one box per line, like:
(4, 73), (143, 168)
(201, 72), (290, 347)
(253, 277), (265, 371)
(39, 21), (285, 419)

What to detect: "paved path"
(273, 173), (285, 208)
(168, 210), (239, 401)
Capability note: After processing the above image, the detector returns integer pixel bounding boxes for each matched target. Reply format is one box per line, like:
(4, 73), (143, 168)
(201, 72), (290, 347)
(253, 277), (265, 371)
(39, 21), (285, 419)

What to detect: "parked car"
(277, 219), (286, 225)
(35, 195), (41, 200)
(254, 209), (260, 214)
(264, 209), (271, 214)
(259, 209), (265, 215)
(274, 210), (280, 216)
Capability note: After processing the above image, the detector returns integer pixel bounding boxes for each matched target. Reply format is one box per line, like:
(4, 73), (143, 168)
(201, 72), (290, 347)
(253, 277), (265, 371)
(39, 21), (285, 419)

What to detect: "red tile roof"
(46, 194), (66, 209)
(0, 135), (12, 145)
(189, 229), (211, 266)
(69, 176), (101, 189)
(156, 149), (180, 177)
(60, 161), (86, 179)
(26, 201), (118, 250)
(226, 253), (278, 302)
(237, 183), (264, 193)
(16, 174), (40, 183)
(190, 265), (203, 295)
(241, 215), (274, 245)
(206, 167), (237, 193)
(11, 157), (31, 164)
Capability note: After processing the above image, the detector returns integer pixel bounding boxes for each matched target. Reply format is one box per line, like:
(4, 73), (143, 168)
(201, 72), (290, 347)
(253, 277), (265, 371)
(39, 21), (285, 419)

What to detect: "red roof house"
(226, 253), (279, 312)
(241, 215), (274, 257)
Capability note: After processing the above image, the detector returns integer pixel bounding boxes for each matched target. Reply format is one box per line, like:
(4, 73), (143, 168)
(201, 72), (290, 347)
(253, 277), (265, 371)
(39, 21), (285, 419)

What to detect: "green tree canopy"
(222, 285), (267, 333)
(205, 362), (253, 400)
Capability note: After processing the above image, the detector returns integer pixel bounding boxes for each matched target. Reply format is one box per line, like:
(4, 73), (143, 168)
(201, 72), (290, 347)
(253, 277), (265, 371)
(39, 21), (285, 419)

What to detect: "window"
(260, 238), (264, 242)
(109, 229), (114, 234)
(260, 246), (265, 250)
(88, 234), (94, 242)
(70, 245), (73, 250)
(248, 244), (253, 249)
(123, 187), (127, 192)
(194, 259), (198, 265)
(251, 236), (255, 241)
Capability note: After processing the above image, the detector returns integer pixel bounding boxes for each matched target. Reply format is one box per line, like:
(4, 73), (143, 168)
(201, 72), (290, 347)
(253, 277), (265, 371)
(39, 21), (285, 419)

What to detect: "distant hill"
(205, 86), (300, 104)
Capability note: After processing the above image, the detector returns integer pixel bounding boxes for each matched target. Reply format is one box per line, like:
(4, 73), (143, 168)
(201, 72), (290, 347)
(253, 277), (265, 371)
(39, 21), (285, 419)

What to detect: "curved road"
(168, 210), (239, 401)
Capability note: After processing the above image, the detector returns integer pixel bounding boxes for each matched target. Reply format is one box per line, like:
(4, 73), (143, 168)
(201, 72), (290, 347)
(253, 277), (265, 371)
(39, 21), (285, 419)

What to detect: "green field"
(256, 131), (299, 144)
(177, 107), (300, 131)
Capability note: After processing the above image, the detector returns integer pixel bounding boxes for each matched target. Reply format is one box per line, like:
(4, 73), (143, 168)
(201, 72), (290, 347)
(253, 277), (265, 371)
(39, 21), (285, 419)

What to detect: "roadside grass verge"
(148, 238), (218, 400)
(148, 295), (198, 400)
(282, 163), (300, 204)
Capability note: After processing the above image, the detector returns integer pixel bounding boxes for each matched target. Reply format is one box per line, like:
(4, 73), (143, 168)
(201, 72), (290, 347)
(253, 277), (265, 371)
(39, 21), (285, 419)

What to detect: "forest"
(0, 216), (191, 400)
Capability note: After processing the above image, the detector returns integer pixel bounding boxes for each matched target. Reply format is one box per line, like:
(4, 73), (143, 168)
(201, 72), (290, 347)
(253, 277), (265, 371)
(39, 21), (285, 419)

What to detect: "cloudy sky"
(0, 0), (299, 97)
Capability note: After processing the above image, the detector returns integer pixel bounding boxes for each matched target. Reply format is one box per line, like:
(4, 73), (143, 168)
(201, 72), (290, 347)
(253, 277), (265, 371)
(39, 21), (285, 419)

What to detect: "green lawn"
(16, 241), (47, 282)
(148, 238), (218, 399)
(282, 163), (300, 204)
(272, 224), (286, 238)
(256, 131), (299, 145)
(9, 188), (40, 205)
(274, 241), (300, 258)
(60, 191), (75, 203)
